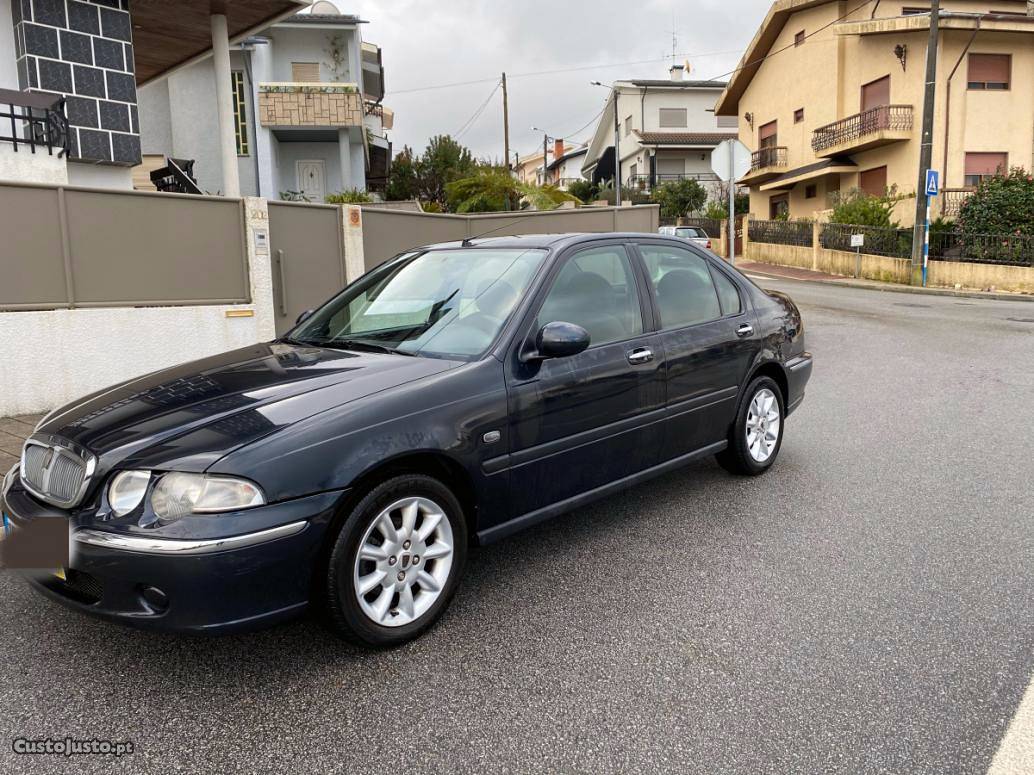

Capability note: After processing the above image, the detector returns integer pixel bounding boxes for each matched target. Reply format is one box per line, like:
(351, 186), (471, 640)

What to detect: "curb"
(739, 265), (1034, 304)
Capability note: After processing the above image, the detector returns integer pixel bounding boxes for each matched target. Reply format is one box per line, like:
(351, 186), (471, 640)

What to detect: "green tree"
(416, 135), (477, 210)
(828, 188), (898, 228)
(446, 168), (578, 213)
(957, 167), (1034, 236)
(566, 179), (599, 204)
(385, 145), (419, 201)
(652, 179), (707, 219)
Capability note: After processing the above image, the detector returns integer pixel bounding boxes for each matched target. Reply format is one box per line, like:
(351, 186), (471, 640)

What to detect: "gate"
(268, 201), (345, 335)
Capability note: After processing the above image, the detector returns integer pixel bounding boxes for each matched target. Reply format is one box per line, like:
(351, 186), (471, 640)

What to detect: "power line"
(454, 80), (501, 139)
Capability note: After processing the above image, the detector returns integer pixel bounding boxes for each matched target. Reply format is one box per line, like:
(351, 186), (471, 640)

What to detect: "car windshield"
(675, 227), (703, 238)
(289, 247), (548, 360)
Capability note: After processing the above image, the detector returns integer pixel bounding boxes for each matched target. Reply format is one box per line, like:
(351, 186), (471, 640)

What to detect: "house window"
(759, 119), (777, 147)
(902, 7), (930, 14)
(291, 62), (321, 82)
(231, 70), (249, 156)
(794, 107), (804, 123)
(805, 184), (817, 199)
(717, 115), (738, 128)
(861, 75), (891, 111)
(859, 166), (888, 197)
(964, 152), (1007, 186)
(794, 30), (805, 47)
(769, 194), (789, 219)
(624, 115), (633, 136)
(967, 54), (1010, 90)
(658, 108), (688, 128)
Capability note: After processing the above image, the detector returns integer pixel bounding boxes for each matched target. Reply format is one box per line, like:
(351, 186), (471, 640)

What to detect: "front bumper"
(2, 466), (344, 634)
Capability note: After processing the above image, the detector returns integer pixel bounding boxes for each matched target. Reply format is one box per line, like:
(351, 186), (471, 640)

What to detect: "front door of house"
(296, 160), (326, 203)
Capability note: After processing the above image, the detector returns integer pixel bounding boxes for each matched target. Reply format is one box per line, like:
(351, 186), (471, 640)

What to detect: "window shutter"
(658, 108), (687, 128)
(861, 76), (890, 111)
(859, 166), (888, 197)
(964, 152), (1007, 176)
(967, 54), (1010, 86)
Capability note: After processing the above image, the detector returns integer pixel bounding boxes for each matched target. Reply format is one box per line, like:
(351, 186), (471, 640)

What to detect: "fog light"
(138, 585), (168, 613)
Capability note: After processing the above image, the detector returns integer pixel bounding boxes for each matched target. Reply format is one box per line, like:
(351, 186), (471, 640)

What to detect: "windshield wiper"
(321, 338), (415, 356)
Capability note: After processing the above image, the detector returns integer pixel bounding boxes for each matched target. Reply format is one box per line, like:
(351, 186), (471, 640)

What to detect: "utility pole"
(911, 0), (941, 286)
(613, 90), (622, 206)
(502, 72), (511, 209)
(543, 132), (549, 186)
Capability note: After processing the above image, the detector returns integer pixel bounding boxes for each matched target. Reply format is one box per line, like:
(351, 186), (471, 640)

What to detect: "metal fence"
(818, 223), (1034, 266)
(820, 223), (911, 258)
(0, 182), (250, 311)
(681, 217), (722, 238)
(748, 219), (814, 247)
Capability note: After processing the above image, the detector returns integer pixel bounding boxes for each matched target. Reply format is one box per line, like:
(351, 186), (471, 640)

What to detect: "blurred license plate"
(52, 567), (66, 581)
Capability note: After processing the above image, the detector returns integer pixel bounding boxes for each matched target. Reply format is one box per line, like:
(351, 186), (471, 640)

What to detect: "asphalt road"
(1, 279), (1032, 774)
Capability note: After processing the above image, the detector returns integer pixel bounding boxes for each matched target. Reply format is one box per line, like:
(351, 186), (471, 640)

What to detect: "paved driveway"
(1, 280), (1032, 774)
(0, 415), (39, 472)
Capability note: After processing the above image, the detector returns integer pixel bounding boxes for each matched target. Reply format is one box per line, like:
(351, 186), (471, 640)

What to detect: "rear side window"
(639, 244), (721, 329)
(711, 267), (743, 315)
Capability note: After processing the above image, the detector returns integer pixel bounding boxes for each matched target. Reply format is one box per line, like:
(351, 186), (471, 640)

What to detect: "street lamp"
(591, 81), (621, 206)
(531, 126), (555, 186)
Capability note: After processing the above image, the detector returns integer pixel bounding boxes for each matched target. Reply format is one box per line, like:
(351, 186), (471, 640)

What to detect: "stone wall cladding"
(258, 90), (364, 128)
(13, 0), (140, 166)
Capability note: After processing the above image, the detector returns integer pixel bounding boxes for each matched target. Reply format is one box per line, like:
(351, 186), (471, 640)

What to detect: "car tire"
(324, 474), (468, 647)
(716, 376), (785, 476)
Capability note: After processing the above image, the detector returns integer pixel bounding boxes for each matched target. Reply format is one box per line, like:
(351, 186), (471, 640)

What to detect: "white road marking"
(987, 674), (1034, 774)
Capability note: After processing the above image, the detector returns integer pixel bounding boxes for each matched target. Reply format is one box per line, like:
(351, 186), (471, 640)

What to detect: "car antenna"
(461, 216), (534, 246)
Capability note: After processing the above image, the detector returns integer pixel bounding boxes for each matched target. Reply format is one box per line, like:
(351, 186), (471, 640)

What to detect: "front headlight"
(108, 470), (151, 516)
(150, 473), (265, 519)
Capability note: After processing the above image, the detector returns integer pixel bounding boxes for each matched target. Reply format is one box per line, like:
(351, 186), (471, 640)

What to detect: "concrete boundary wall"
(744, 227), (1033, 293)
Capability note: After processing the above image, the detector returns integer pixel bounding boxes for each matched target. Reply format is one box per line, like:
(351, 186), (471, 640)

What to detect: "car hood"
(36, 342), (459, 473)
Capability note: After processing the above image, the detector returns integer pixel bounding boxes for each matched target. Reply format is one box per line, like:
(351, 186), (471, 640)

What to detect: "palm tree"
(445, 168), (578, 213)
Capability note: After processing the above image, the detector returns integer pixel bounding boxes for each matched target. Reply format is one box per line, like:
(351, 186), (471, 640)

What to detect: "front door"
(296, 160), (326, 203)
(633, 240), (760, 460)
(505, 242), (664, 518)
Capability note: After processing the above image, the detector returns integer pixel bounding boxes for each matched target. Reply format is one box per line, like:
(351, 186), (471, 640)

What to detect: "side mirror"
(295, 309), (314, 325)
(531, 321), (590, 361)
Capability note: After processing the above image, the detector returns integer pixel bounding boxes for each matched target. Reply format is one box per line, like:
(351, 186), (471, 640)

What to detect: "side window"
(538, 245), (644, 348)
(639, 244), (721, 329)
(711, 267), (743, 316)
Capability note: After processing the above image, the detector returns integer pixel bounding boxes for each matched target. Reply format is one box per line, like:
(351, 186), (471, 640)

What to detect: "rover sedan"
(1, 233), (811, 647)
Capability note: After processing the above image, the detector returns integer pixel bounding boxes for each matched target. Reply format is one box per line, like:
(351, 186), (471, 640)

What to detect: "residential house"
(0, 0), (309, 190)
(545, 141), (588, 189)
(716, 0), (1034, 223)
(138, 2), (392, 200)
(581, 66), (736, 197)
(514, 148), (546, 185)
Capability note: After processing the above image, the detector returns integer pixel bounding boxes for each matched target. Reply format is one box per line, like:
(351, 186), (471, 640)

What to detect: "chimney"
(669, 63), (685, 81)
(553, 138), (565, 161)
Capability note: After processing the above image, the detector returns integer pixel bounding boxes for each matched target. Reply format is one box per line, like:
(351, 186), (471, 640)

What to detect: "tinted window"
(639, 244), (721, 329)
(711, 267), (743, 315)
(538, 245), (643, 347)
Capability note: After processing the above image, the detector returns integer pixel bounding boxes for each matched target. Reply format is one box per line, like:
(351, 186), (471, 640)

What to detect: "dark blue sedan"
(1, 233), (812, 647)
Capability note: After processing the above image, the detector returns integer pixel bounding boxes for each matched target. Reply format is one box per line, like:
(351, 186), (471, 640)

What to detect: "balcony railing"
(941, 188), (974, 218)
(0, 88), (69, 157)
(626, 172), (719, 189)
(750, 146), (787, 171)
(811, 105), (913, 153)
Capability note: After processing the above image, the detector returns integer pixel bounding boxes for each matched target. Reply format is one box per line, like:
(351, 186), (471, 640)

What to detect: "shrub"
(280, 190), (311, 202)
(652, 179), (707, 219)
(703, 191), (749, 220)
(828, 188), (898, 228)
(567, 179), (599, 204)
(325, 188), (372, 204)
(957, 167), (1034, 237)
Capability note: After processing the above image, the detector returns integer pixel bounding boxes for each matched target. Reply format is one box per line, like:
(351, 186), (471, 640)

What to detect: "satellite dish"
(310, 0), (340, 14)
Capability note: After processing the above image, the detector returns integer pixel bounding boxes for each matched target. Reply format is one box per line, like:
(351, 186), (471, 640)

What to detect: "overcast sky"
(336, 0), (760, 162)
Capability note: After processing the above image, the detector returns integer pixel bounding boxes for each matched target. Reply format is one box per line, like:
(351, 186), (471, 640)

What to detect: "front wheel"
(716, 376), (784, 476)
(325, 474), (467, 647)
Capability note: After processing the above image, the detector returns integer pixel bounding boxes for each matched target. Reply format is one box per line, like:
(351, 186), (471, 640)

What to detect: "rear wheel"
(325, 474), (467, 647)
(716, 376), (784, 476)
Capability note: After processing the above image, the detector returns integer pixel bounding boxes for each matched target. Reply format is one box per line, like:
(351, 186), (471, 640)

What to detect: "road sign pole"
(728, 153), (736, 265)
(922, 196), (930, 286)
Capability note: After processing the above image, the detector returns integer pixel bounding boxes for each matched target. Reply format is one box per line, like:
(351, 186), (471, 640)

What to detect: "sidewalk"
(0, 415), (40, 473)
(735, 260), (1034, 303)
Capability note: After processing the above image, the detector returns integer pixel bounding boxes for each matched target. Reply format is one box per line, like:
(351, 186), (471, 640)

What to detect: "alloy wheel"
(745, 388), (781, 462)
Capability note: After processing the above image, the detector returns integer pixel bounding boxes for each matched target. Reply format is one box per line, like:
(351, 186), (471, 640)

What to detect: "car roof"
(414, 232), (690, 252)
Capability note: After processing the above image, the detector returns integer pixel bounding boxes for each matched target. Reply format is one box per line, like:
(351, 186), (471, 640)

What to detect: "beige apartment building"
(716, 0), (1034, 225)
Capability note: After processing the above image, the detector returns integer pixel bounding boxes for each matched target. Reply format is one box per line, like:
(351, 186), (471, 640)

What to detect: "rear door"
(504, 241), (664, 517)
(632, 240), (761, 461)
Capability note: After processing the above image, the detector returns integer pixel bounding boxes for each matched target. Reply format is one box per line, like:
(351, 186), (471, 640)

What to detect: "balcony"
(811, 105), (913, 156)
(941, 188), (974, 218)
(0, 88), (69, 157)
(626, 172), (719, 191)
(258, 83), (364, 130)
(740, 146), (787, 184)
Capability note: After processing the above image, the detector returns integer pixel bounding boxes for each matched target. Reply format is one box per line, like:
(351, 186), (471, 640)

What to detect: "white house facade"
(582, 65), (736, 198)
(138, 5), (392, 200)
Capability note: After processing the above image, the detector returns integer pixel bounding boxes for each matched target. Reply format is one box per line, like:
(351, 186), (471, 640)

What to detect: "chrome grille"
(19, 437), (95, 509)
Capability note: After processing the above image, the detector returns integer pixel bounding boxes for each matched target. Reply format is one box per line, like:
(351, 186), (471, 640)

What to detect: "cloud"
(348, 0), (756, 162)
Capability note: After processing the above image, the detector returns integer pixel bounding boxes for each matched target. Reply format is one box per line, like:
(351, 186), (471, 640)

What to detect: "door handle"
(736, 323), (754, 338)
(627, 347), (653, 364)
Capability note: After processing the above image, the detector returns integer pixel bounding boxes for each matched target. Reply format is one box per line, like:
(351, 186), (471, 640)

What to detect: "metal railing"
(748, 219), (814, 247)
(818, 222), (1034, 266)
(0, 89), (69, 157)
(626, 172), (719, 189)
(681, 217), (723, 238)
(750, 146), (787, 171)
(820, 223), (911, 258)
(940, 188), (974, 218)
(150, 158), (203, 195)
(811, 105), (913, 152)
